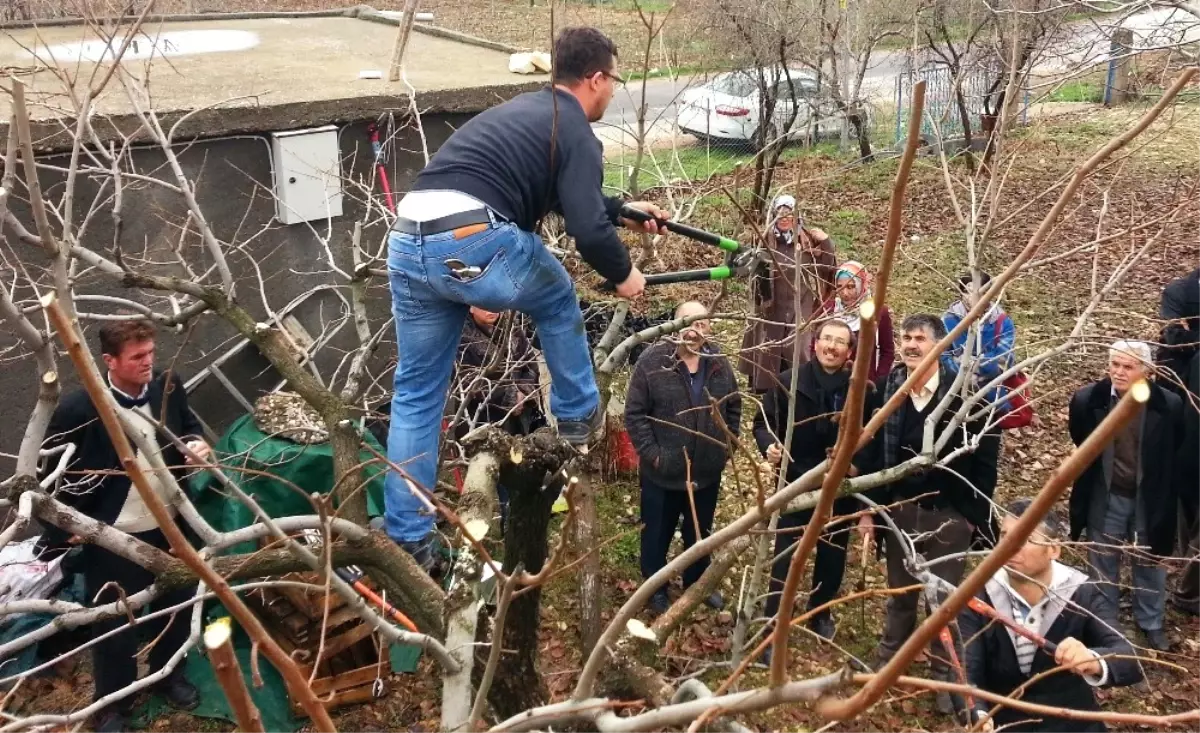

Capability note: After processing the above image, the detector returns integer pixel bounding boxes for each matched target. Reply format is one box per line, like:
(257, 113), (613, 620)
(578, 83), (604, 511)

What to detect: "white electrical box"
(270, 126), (343, 225)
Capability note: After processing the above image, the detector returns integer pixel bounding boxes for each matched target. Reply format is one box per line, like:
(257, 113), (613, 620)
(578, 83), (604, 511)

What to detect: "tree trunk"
(486, 431), (573, 720)
(980, 111), (999, 170)
(849, 110), (874, 162)
(574, 475), (602, 657)
(953, 87), (976, 173)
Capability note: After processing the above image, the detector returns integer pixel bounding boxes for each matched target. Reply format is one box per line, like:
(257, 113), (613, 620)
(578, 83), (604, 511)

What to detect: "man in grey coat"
(625, 301), (741, 614)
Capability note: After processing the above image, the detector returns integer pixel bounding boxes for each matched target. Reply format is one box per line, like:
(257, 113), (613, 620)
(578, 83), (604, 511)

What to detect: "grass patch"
(604, 141), (840, 193)
(824, 208), (872, 255)
(625, 62), (729, 82)
(1046, 80), (1104, 103)
(594, 477), (642, 575)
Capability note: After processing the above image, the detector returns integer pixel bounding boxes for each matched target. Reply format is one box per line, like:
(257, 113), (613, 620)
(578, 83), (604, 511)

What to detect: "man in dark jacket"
(867, 314), (1000, 712)
(1156, 266), (1199, 394)
(454, 307), (544, 436)
(754, 318), (871, 640)
(38, 320), (206, 732)
(960, 499), (1142, 732)
(625, 301), (741, 614)
(1157, 268), (1200, 614)
(1173, 353), (1199, 616)
(1069, 340), (1185, 651)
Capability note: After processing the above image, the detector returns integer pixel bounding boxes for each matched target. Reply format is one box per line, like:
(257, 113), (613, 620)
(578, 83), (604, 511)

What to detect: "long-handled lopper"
(599, 205), (763, 290)
(367, 122), (396, 214)
(294, 529), (421, 633)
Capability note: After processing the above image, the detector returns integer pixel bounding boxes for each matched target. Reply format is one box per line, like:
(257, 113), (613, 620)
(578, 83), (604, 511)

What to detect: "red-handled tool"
(335, 565), (419, 633)
(367, 122), (396, 214)
(966, 596), (1059, 655)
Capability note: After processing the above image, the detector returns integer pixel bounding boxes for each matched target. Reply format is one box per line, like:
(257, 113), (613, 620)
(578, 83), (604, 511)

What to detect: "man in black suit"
(40, 320), (206, 732)
(1157, 266), (1200, 393)
(960, 499), (1142, 732)
(1068, 340), (1184, 651)
(1157, 269), (1200, 615)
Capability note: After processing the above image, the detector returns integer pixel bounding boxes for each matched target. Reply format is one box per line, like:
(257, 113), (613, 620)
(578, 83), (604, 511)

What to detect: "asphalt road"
(592, 7), (1198, 141)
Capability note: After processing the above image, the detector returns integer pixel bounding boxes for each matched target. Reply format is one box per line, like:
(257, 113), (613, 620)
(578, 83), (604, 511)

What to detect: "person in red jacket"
(812, 261), (895, 381)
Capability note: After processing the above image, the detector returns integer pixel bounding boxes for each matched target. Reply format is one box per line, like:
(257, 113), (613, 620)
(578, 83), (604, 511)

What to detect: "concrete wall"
(0, 113), (473, 470)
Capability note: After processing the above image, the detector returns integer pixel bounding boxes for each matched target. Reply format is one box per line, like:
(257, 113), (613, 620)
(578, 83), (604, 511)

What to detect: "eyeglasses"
(596, 69), (625, 86)
(818, 334), (851, 348)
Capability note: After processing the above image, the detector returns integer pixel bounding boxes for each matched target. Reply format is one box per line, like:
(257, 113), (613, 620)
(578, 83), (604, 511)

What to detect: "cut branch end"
(204, 618), (233, 649)
(1130, 380), (1151, 403)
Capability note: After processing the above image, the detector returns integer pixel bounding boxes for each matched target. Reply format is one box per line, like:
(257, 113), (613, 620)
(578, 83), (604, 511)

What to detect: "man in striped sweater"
(959, 499), (1141, 732)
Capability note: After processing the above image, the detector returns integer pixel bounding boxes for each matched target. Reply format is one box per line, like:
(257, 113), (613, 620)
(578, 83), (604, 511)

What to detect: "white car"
(676, 69), (853, 145)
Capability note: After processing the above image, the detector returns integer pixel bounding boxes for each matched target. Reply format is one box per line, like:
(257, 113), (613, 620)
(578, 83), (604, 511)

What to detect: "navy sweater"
(413, 87), (631, 283)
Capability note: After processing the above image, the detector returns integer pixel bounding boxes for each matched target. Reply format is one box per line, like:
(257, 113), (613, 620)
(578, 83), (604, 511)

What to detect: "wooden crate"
(243, 570), (390, 715)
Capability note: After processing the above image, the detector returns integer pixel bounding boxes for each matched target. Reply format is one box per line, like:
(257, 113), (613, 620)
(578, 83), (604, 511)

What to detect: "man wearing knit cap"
(1067, 340), (1185, 651)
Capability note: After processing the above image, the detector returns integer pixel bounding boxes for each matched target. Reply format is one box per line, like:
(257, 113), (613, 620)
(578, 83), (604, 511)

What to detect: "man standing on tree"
(384, 26), (667, 569)
(624, 301), (741, 614)
(38, 320), (208, 732)
(1068, 340), (1183, 651)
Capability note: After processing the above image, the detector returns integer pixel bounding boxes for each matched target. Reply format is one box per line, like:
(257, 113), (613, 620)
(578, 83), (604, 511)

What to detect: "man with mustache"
(625, 301), (742, 614)
(866, 314), (999, 715)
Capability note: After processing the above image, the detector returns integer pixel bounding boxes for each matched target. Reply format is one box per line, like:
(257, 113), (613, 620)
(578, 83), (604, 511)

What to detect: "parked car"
(676, 68), (858, 145)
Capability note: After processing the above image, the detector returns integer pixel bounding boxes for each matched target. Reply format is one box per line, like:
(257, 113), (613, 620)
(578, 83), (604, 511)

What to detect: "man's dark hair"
(99, 319), (156, 357)
(817, 318), (857, 349)
(900, 313), (947, 340)
(957, 270), (993, 293)
(552, 27), (618, 84)
(1006, 498), (1067, 541)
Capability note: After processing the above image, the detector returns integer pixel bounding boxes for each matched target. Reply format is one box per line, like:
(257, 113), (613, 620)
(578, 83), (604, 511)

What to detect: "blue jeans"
(1087, 492), (1167, 631)
(385, 220), (598, 542)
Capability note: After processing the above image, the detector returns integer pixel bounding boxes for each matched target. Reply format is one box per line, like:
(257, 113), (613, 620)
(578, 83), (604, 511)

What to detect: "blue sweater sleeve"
(941, 311), (964, 374)
(979, 315), (1016, 381)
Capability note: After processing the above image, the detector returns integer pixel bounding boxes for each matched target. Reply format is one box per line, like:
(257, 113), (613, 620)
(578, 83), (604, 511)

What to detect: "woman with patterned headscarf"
(813, 260), (895, 382)
(740, 194), (837, 392)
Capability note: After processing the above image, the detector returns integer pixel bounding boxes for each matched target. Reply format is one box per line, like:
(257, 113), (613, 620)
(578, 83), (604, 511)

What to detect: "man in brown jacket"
(740, 194), (836, 392)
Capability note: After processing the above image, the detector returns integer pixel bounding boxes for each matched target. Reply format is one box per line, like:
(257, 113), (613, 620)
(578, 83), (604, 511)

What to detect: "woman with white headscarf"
(739, 194), (836, 392)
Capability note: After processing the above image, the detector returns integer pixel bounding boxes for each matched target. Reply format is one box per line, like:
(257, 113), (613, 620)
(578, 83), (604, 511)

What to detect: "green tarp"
(180, 415), (418, 725)
(192, 414), (387, 551)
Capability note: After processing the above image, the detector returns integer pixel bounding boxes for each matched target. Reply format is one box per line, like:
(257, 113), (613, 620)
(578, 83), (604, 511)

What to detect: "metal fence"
(894, 62), (1028, 145)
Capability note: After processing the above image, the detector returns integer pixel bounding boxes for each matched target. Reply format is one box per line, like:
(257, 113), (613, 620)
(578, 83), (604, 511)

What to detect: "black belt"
(392, 209), (492, 236)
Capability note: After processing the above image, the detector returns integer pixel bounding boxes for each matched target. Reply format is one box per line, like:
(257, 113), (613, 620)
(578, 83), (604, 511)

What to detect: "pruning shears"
(600, 205), (764, 291)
